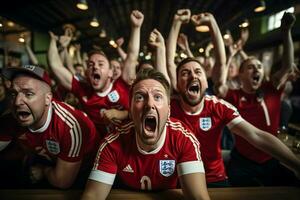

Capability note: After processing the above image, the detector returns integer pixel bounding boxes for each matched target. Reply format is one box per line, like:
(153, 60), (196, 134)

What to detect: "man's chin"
(183, 96), (202, 107)
(18, 120), (33, 127)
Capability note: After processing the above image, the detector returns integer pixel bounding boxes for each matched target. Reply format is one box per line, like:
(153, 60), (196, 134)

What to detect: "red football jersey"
(71, 77), (130, 137)
(171, 95), (243, 183)
(225, 82), (283, 163)
(0, 100), (100, 169)
(89, 118), (205, 190)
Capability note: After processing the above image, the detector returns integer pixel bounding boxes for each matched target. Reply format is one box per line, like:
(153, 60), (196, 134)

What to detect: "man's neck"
(29, 104), (52, 132)
(180, 97), (204, 115)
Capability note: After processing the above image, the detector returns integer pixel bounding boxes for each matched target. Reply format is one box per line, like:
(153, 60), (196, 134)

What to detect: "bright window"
(268, 7), (294, 31)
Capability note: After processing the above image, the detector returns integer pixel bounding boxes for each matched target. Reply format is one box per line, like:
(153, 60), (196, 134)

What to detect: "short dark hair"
(176, 57), (203, 75)
(87, 49), (108, 60)
(130, 68), (171, 101)
(87, 49), (111, 69)
(239, 56), (257, 72)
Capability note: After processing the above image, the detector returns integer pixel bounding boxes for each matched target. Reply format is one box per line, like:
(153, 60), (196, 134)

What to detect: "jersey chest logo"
(199, 117), (212, 131)
(46, 140), (60, 155)
(108, 90), (120, 103)
(159, 160), (175, 177)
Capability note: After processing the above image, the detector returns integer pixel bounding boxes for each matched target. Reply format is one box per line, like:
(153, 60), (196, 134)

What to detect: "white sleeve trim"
(177, 160), (205, 176)
(0, 141), (11, 151)
(227, 116), (244, 129)
(88, 170), (116, 185)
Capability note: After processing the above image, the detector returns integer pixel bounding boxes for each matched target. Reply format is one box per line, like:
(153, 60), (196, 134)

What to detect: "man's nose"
(146, 96), (155, 110)
(14, 93), (24, 106)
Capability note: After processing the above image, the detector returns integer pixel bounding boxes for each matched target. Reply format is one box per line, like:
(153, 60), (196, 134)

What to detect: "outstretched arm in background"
(115, 37), (128, 61)
(191, 13), (226, 97)
(148, 29), (170, 84)
(47, 31), (73, 90)
(122, 10), (144, 85)
(231, 120), (300, 179)
(166, 9), (191, 91)
(177, 33), (194, 58)
(25, 35), (39, 65)
(272, 12), (297, 89)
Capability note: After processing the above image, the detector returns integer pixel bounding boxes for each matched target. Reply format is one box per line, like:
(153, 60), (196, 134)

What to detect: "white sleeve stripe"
(88, 170), (116, 185)
(177, 160), (205, 176)
(227, 116), (244, 129)
(53, 102), (82, 157)
(168, 121), (202, 161)
(261, 99), (271, 126)
(69, 129), (76, 157)
(74, 75), (79, 81)
(93, 133), (120, 170)
(0, 141), (11, 151)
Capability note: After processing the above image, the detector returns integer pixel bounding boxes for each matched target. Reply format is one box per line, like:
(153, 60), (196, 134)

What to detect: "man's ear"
(45, 92), (53, 106)
(108, 68), (113, 78)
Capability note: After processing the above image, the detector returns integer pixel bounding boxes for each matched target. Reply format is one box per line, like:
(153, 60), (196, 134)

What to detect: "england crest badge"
(159, 160), (175, 177)
(199, 117), (212, 131)
(108, 90), (120, 103)
(46, 140), (60, 155)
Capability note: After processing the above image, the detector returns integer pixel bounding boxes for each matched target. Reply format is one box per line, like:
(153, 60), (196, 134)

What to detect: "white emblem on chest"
(159, 160), (175, 177)
(46, 140), (60, 155)
(108, 90), (120, 102)
(199, 117), (212, 131)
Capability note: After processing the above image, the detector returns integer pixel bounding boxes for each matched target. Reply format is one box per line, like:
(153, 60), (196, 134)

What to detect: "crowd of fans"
(0, 9), (300, 200)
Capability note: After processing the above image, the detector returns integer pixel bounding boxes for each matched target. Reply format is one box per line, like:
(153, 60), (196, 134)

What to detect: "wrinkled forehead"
(240, 58), (262, 70)
(178, 61), (206, 75)
(12, 73), (51, 91)
(132, 79), (166, 93)
(89, 53), (109, 63)
(110, 60), (121, 67)
(12, 75), (41, 88)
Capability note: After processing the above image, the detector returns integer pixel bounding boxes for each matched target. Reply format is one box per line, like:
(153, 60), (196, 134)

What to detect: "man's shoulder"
(102, 121), (135, 145)
(167, 118), (193, 136)
(51, 100), (92, 126)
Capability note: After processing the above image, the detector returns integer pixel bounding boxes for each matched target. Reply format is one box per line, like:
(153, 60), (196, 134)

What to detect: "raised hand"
(116, 37), (125, 47)
(177, 33), (189, 51)
(281, 12), (296, 31)
(191, 12), (214, 26)
(49, 31), (59, 41)
(130, 10), (144, 28)
(74, 43), (81, 51)
(223, 30), (234, 47)
(240, 28), (249, 46)
(148, 29), (165, 48)
(175, 9), (191, 23)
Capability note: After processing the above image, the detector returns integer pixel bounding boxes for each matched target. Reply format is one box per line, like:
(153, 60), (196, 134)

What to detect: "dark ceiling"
(0, 0), (299, 56)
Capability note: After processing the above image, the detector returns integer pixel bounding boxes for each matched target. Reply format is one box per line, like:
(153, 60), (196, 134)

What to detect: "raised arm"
(47, 32), (73, 90)
(231, 120), (300, 179)
(272, 12), (296, 89)
(24, 36), (39, 65)
(191, 13), (227, 97)
(122, 10), (144, 85)
(148, 29), (170, 84)
(115, 37), (127, 61)
(166, 9), (191, 91)
(177, 33), (194, 58)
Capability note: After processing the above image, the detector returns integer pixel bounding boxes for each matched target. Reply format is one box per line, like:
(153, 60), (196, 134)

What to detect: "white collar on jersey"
(136, 125), (167, 155)
(28, 103), (53, 133)
(96, 82), (113, 97)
